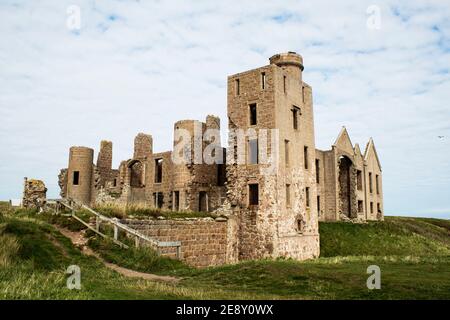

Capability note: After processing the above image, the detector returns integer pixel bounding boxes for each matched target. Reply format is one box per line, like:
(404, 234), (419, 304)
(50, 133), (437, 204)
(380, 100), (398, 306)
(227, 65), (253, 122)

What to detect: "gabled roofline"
(364, 138), (382, 169)
(332, 126), (353, 148)
(354, 143), (363, 157)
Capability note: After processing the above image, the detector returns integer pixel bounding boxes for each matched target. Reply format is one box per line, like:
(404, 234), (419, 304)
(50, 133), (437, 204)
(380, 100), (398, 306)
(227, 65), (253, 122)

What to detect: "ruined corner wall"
(22, 178), (47, 209)
(365, 148), (383, 221)
(122, 217), (238, 267)
(316, 149), (337, 221)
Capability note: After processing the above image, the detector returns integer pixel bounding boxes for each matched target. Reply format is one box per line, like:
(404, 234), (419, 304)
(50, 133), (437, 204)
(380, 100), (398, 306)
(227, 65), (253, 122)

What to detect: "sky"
(0, 0), (449, 218)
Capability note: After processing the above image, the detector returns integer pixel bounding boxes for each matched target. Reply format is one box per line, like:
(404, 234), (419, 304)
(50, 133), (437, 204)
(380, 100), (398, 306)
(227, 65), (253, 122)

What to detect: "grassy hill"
(320, 216), (450, 257)
(1, 208), (449, 300)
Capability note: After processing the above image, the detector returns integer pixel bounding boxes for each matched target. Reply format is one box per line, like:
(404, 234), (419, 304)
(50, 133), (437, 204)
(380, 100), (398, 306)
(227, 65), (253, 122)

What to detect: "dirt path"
(54, 225), (180, 283)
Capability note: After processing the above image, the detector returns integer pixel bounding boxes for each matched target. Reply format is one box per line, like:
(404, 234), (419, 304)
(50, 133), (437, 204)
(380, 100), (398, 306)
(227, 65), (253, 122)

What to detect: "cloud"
(0, 0), (449, 218)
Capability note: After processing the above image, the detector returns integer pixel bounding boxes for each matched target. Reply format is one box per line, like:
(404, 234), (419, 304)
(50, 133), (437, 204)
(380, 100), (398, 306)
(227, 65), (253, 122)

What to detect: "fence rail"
(49, 198), (181, 259)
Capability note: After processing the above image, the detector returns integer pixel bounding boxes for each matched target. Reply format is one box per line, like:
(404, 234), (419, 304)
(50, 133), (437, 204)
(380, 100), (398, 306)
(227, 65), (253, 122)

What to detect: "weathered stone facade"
(58, 52), (383, 266)
(22, 178), (47, 210)
(122, 217), (238, 267)
(315, 127), (384, 222)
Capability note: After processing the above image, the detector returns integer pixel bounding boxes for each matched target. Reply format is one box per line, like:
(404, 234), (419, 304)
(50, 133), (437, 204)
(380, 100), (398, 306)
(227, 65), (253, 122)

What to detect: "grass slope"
(320, 216), (450, 257)
(1, 210), (449, 299)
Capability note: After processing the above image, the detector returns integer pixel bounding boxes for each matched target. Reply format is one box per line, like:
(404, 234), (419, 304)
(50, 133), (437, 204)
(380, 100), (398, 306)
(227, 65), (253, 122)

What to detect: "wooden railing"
(47, 198), (182, 259)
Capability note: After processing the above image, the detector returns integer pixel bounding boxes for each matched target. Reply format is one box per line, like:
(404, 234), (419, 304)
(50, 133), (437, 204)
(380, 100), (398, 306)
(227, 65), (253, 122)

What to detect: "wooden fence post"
(96, 216), (100, 232)
(135, 236), (139, 248)
(113, 225), (119, 241)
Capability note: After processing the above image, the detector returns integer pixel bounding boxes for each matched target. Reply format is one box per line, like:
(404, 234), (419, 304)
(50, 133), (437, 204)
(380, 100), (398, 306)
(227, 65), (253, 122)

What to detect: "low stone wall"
(121, 217), (238, 268)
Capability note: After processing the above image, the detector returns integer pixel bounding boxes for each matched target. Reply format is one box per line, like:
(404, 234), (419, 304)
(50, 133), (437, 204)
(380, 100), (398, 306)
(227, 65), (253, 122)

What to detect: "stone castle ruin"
(57, 52), (383, 266)
(22, 177), (47, 211)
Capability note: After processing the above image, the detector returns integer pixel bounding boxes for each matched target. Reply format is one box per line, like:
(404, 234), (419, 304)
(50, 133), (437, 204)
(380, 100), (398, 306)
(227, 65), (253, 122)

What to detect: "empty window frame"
(292, 106), (300, 130)
(369, 172), (373, 193)
(155, 159), (163, 183)
(305, 187), (310, 207)
(304, 146), (309, 169)
(376, 174), (380, 194)
(249, 103), (257, 125)
(370, 201), (374, 214)
(284, 140), (290, 167)
(357, 170), (363, 190)
(358, 200), (363, 213)
(317, 195), (321, 212)
(315, 159), (320, 183)
(283, 75), (287, 93)
(199, 191), (208, 212)
(153, 192), (164, 209)
(261, 72), (266, 89)
(217, 164), (225, 186)
(249, 184), (259, 206)
(73, 171), (80, 185)
(113, 178), (117, 187)
(235, 79), (240, 96)
(377, 203), (381, 213)
(286, 184), (291, 207)
(297, 218), (304, 233)
(248, 139), (258, 164)
(173, 191), (180, 212)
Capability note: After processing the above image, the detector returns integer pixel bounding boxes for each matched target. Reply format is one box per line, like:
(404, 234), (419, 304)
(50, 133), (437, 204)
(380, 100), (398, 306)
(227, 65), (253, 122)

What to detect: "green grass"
(179, 256), (450, 299)
(94, 204), (220, 220)
(87, 236), (191, 275)
(0, 214), (260, 299)
(1, 208), (449, 300)
(319, 216), (450, 257)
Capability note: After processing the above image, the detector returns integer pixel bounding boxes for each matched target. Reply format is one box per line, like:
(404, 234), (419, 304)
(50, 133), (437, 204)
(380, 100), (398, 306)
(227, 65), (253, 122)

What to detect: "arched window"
(128, 160), (143, 187)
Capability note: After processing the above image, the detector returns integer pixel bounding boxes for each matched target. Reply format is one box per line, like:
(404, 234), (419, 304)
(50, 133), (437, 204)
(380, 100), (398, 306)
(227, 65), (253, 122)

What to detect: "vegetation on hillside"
(87, 236), (191, 275)
(93, 203), (220, 220)
(1, 206), (449, 300)
(320, 217), (450, 257)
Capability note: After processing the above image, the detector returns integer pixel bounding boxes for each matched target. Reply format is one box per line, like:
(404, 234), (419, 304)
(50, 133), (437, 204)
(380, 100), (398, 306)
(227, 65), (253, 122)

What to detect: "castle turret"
(269, 51), (304, 84)
(66, 146), (94, 205)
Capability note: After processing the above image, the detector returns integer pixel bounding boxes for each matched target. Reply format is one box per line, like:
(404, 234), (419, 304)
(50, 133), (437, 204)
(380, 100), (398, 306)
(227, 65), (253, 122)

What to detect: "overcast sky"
(1, 0), (449, 218)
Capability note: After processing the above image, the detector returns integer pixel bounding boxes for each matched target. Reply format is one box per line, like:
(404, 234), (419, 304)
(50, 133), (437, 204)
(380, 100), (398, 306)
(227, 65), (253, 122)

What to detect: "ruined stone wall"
(134, 133), (153, 160)
(337, 156), (352, 217)
(122, 217), (238, 267)
(365, 144), (383, 221)
(187, 116), (224, 212)
(353, 146), (366, 221)
(227, 63), (278, 260)
(321, 149), (337, 221)
(146, 151), (174, 209)
(58, 169), (68, 198)
(318, 134), (382, 222)
(315, 150), (325, 220)
(22, 178), (47, 209)
(97, 140), (113, 184)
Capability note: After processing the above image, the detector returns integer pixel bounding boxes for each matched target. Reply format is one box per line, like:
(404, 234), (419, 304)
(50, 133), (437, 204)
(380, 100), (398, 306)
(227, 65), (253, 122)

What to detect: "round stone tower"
(269, 51), (304, 84)
(66, 146), (94, 205)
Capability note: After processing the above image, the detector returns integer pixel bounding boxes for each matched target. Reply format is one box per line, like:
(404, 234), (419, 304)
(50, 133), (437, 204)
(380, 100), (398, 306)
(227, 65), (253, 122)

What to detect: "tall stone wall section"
(122, 217), (238, 267)
(226, 52), (320, 261)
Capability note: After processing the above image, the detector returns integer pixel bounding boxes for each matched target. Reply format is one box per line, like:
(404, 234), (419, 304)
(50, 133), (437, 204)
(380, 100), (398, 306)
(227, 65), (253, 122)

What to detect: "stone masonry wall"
(122, 217), (238, 267)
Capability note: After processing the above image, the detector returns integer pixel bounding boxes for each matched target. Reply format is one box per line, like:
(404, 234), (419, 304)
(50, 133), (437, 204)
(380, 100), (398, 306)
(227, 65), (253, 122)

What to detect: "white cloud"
(0, 0), (449, 218)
